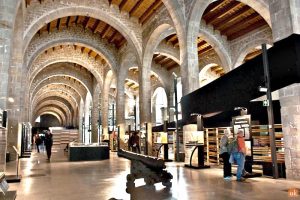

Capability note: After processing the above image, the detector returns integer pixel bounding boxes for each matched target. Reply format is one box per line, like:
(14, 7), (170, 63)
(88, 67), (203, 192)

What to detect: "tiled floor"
(5, 148), (300, 200)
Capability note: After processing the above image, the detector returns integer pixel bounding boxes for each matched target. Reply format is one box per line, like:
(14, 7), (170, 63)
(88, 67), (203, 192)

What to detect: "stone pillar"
(270, 0), (300, 180)
(116, 75), (126, 149)
(139, 65), (153, 155)
(279, 84), (300, 180)
(270, 0), (300, 42)
(0, 127), (7, 171)
(180, 36), (200, 95)
(101, 75), (111, 141)
(0, 0), (20, 108)
(7, 5), (24, 160)
(91, 80), (100, 143)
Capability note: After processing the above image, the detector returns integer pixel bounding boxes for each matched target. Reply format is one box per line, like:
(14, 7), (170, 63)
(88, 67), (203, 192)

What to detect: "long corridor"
(5, 149), (300, 200)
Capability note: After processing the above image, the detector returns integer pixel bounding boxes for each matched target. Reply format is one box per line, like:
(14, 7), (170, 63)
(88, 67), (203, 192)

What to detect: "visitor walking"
(35, 134), (42, 153)
(130, 131), (140, 153)
(44, 130), (53, 161)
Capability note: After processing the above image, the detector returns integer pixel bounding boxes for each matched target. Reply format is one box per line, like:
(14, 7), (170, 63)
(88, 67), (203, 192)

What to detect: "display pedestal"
(185, 144), (210, 169)
(156, 143), (173, 162)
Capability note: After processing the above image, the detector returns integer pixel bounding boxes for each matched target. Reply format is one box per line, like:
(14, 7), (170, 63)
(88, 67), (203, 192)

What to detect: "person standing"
(131, 131), (140, 153)
(232, 130), (246, 182)
(44, 130), (53, 161)
(35, 134), (42, 153)
(220, 129), (232, 180)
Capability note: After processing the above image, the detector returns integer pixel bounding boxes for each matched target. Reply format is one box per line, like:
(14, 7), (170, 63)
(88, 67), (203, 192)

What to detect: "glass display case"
(69, 142), (109, 161)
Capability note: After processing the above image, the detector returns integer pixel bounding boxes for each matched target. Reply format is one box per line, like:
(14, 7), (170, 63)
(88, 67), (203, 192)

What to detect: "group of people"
(34, 130), (53, 161)
(220, 129), (247, 182)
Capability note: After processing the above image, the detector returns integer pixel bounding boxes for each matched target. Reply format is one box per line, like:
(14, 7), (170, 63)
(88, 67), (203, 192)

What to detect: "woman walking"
(220, 129), (232, 180)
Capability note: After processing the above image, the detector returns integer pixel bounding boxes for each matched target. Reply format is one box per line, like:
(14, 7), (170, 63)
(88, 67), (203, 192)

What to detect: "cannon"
(118, 149), (173, 193)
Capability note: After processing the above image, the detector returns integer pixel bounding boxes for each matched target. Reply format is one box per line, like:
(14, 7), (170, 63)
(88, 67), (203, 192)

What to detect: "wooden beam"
(220, 12), (260, 34)
(100, 24), (109, 37)
(156, 55), (167, 63)
(205, 1), (241, 24)
(47, 22), (51, 33)
(117, 38), (127, 48)
(244, 49), (262, 61)
(92, 20), (101, 33)
(166, 63), (179, 71)
(160, 58), (173, 66)
(214, 6), (251, 29)
(75, 16), (79, 24)
(157, 57), (169, 65)
(108, 30), (118, 43)
(198, 40), (207, 47)
(56, 18), (61, 30)
(140, 0), (163, 24)
(129, 0), (144, 16)
(66, 16), (71, 28)
(202, 0), (226, 19)
(198, 45), (213, 55)
(87, 49), (93, 57)
(119, 0), (129, 11)
(82, 16), (90, 29)
(102, 26), (111, 39)
(228, 20), (267, 40)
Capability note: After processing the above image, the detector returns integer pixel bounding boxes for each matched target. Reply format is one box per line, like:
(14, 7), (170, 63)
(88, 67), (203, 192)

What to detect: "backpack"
(227, 138), (238, 154)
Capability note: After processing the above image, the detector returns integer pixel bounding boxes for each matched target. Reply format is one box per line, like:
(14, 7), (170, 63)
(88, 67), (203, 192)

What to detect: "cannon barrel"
(118, 149), (165, 170)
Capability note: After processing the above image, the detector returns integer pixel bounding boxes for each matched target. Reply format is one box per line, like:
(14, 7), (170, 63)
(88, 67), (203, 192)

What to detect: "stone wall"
(0, 128), (7, 171)
(279, 84), (300, 180)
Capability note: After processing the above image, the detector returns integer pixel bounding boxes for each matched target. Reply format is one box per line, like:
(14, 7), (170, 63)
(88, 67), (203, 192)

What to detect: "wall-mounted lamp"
(258, 86), (268, 93)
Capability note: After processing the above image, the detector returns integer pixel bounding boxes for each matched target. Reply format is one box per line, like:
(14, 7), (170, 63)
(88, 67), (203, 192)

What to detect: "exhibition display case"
(68, 142), (109, 161)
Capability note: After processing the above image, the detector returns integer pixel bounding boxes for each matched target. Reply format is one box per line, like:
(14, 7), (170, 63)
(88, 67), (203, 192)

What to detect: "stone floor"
(5, 148), (300, 200)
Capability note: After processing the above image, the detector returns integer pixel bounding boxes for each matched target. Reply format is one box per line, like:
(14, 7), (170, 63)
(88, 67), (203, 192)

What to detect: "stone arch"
(34, 101), (72, 125)
(199, 63), (221, 87)
(30, 63), (91, 96)
(186, 0), (272, 75)
(34, 107), (67, 126)
(31, 81), (86, 108)
(23, 0), (142, 63)
(151, 87), (168, 125)
(28, 45), (105, 86)
(32, 88), (80, 115)
(198, 21), (231, 71)
(26, 26), (118, 73)
(34, 112), (63, 126)
(143, 24), (175, 71)
(233, 39), (273, 69)
(155, 42), (180, 64)
(32, 96), (75, 117)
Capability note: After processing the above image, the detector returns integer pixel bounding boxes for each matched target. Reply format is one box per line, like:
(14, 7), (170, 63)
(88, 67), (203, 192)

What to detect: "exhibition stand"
(6, 146), (21, 183)
(0, 173), (16, 200)
(68, 142), (109, 161)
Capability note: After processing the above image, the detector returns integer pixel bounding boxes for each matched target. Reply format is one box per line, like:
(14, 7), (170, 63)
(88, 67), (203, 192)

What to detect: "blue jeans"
(233, 152), (245, 180)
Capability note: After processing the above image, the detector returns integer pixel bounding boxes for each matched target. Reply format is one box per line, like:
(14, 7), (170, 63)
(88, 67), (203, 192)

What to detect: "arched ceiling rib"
(30, 62), (92, 95)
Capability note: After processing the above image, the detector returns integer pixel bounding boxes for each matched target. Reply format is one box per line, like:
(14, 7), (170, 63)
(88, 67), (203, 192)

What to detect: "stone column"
(279, 84), (300, 180)
(116, 75), (126, 149)
(0, 127), (7, 171)
(139, 65), (153, 155)
(7, 5), (24, 160)
(271, 0), (300, 180)
(270, 0), (300, 42)
(0, 0), (20, 108)
(101, 71), (112, 141)
(179, 35), (200, 95)
(91, 80), (100, 143)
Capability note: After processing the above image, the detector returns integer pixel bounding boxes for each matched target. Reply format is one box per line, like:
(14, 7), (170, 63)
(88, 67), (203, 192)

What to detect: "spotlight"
(258, 86), (268, 93)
